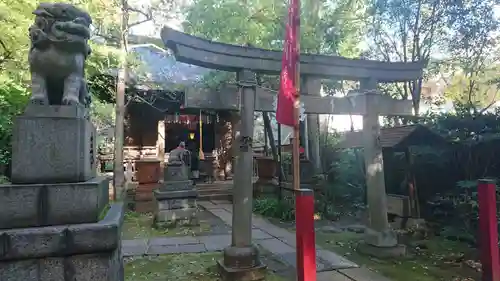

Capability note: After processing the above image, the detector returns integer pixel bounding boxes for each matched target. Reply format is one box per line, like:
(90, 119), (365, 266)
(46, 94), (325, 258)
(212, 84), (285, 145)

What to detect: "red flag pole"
(274, 2), (316, 278)
(292, 3), (301, 192)
(290, 1), (317, 281)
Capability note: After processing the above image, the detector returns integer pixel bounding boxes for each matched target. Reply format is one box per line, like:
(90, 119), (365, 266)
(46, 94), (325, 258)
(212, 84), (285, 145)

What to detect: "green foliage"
(0, 76), (29, 166)
(0, 0), (121, 176)
(182, 0), (367, 89)
(253, 197), (295, 221)
(367, 0), (500, 115)
(427, 179), (487, 245)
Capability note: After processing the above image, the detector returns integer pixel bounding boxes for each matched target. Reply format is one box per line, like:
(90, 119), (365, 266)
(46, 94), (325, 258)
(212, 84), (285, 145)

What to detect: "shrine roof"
(335, 124), (448, 150)
(127, 44), (211, 90)
(97, 42), (212, 91)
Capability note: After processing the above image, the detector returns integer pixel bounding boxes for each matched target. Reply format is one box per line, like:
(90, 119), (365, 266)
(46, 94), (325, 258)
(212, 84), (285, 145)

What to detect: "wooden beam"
(184, 86), (413, 116)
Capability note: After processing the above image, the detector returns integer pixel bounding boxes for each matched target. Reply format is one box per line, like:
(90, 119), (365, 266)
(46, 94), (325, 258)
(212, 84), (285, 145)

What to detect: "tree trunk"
(113, 0), (129, 200)
(263, 112), (285, 181)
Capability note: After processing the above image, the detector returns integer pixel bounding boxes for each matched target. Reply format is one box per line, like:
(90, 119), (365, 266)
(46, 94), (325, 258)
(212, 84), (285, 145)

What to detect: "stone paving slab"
(278, 252), (327, 271)
(147, 243), (207, 255)
(338, 268), (392, 281)
(227, 229), (274, 240)
(251, 228), (273, 240)
(208, 208), (233, 226)
(148, 236), (200, 246)
(198, 201), (218, 209)
(175, 200), (391, 281)
(252, 215), (296, 239)
(317, 271), (354, 281)
(316, 249), (358, 270)
(198, 234), (230, 251)
(210, 200), (233, 211)
(256, 238), (295, 254)
(123, 239), (148, 257)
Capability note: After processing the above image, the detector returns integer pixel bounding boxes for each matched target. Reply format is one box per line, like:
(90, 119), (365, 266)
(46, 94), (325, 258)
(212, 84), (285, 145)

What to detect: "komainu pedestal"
(154, 163), (198, 228)
(10, 105), (96, 184)
(0, 4), (124, 280)
(0, 106), (124, 281)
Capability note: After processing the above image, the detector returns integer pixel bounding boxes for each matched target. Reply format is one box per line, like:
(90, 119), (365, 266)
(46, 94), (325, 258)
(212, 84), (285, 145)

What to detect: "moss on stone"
(98, 203), (111, 221)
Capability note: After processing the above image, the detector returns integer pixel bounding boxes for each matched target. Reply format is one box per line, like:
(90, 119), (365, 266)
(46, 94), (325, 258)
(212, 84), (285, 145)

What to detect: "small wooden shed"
(335, 124), (448, 150)
(335, 124), (448, 218)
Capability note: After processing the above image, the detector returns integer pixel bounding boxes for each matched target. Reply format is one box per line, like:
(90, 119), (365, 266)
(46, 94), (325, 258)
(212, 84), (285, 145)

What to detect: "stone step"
(199, 193), (232, 201)
(197, 187), (232, 194)
(198, 187), (231, 194)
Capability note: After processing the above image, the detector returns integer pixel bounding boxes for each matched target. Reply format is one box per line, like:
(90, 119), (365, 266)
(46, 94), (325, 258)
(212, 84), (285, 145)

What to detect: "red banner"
(276, 0), (300, 127)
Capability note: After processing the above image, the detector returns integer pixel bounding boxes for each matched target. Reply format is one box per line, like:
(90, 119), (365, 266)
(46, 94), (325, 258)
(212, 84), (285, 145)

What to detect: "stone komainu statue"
(28, 3), (92, 107)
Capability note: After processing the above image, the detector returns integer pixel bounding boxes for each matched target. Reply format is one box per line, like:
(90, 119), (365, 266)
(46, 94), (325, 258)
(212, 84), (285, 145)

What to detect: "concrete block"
(157, 198), (197, 210)
(11, 107), (96, 184)
(164, 164), (189, 181)
(0, 203), (124, 281)
(0, 203), (123, 261)
(155, 208), (198, 222)
(0, 177), (109, 229)
(0, 250), (123, 281)
(161, 180), (194, 191)
(217, 260), (267, 281)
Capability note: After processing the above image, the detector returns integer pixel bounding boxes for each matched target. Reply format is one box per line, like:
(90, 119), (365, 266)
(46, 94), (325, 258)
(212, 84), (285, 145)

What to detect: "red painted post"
(478, 179), (500, 281)
(295, 188), (317, 281)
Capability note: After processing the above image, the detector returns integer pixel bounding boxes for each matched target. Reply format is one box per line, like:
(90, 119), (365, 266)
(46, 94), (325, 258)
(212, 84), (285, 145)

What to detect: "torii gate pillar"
(218, 70), (267, 280)
(302, 77), (322, 173)
(358, 78), (406, 257)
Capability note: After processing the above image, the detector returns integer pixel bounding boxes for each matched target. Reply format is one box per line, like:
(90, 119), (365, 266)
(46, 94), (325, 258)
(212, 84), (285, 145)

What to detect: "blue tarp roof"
(129, 44), (211, 90)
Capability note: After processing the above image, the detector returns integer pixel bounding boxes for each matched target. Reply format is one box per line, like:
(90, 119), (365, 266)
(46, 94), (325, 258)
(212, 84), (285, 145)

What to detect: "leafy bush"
(253, 197), (295, 221)
(0, 175), (10, 184)
(0, 77), (29, 170)
(426, 179), (493, 245)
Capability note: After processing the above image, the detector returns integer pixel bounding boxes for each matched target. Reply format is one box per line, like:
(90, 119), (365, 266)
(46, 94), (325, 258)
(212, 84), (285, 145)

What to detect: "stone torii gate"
(183, 83), (412, 168)
(161, 26), (424, 279)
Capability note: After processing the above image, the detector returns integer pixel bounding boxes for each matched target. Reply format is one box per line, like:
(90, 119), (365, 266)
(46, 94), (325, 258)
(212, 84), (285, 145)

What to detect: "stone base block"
(357, 242), (406, 258)
(363, 228), (398, 247)
(161, 180), (194, 191)
(164, 164), (189, 181)
(0, 203), (124, 281)
(0, 177), (109, 229)
(0, 250), (123, 281)
(155, 208), (198, 223)
(11, 105), (96, 184)
(157, 197), (197, 210)
(218, 245), (267, 281)
(217, 260), (267, 281)
(154, 188), (197, 200)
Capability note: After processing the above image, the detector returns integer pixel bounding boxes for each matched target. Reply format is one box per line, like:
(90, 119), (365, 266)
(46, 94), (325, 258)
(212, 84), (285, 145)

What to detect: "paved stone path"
(122, 200), (391, 281)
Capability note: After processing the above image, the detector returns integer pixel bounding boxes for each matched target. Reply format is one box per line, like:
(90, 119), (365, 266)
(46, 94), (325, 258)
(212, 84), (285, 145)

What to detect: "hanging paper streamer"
(199, 110), (205, 160)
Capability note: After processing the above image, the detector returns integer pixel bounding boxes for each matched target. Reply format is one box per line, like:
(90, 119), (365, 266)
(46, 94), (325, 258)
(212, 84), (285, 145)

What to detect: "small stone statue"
(28, 3), (92, 107)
